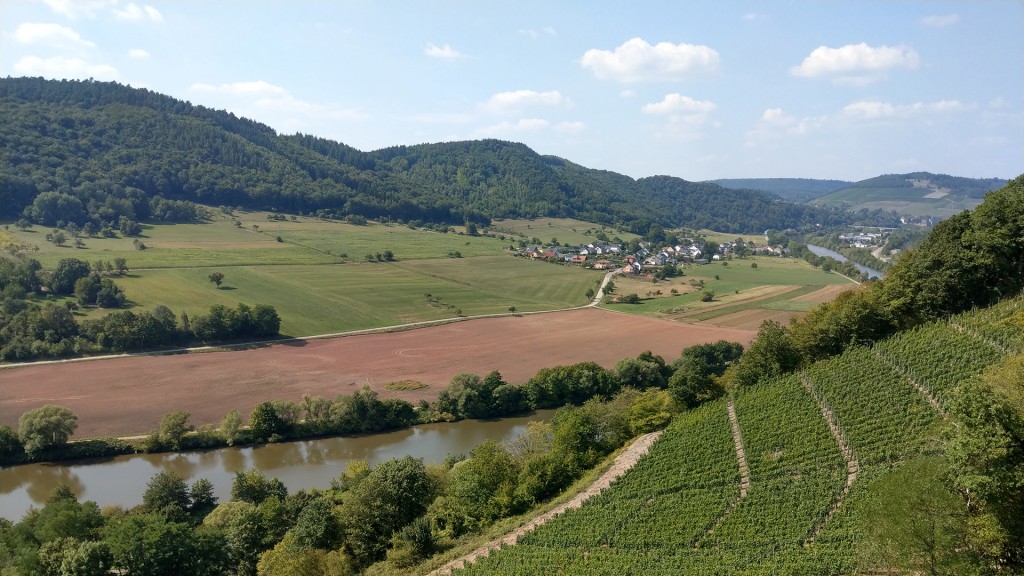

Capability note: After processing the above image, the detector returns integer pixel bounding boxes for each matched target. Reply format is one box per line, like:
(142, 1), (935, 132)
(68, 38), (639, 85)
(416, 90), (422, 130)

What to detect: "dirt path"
(426, 430), (663, 575)
(800, 373), (859, 543)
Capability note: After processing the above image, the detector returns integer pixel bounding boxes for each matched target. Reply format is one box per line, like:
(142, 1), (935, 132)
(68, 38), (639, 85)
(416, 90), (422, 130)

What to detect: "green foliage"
(48, 258), (91, 295)
(157, 410), (192, 450)
(339, 456), (433, 567)
(858, 457), (969, 575)
(0, 78), (883, 234)
(18, 404), (78, 455)
(143, 471), (191, 521)
(219, 410), (242, 445)
(789, 288), (895, 361)
(880, 175), (1024, 326)
(231, 469), (288, 505)
(731, 320), (803, 388)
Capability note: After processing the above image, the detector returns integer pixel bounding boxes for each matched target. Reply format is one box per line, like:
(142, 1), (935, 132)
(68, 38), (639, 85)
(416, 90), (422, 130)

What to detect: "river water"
(0, 411), (554, 521)
(806, 244), (885, 279)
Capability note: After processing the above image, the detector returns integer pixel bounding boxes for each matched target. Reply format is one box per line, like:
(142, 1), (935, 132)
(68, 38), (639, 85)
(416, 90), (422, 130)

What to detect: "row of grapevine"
(953, 294), (1024, 353)
(517, 399), (740, 550)
(873, 321), (1003, 406)
(804, 347), (940, 466)
(699, 376), (846, 554)
(455, 302), (1020, 574)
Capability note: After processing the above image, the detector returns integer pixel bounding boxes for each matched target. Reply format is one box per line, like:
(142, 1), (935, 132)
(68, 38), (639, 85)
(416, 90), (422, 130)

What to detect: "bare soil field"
(1, 308), (754, 438)
(700, 308), (807, 330)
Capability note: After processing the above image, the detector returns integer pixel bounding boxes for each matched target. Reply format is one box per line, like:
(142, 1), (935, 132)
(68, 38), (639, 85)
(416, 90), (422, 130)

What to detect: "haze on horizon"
(1, 0), (1021, 182)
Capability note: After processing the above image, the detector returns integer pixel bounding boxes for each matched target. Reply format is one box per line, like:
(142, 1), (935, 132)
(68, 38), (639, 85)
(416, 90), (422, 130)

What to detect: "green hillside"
(456, 297), (1023, 574)
(0, 77), (892, 234)
(812, 172), (1008, 218)
(712, 178), (853, 202)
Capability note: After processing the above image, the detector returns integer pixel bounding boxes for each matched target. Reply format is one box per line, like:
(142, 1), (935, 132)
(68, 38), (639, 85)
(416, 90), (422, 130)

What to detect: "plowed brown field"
(1, 308), (755, 438)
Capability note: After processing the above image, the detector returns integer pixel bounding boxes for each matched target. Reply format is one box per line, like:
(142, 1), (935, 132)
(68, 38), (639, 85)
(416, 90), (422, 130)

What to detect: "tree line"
(0, 256), (280, 361)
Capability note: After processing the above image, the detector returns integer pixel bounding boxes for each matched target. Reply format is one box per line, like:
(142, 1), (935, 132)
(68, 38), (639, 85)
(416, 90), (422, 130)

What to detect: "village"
(517, 237), (787, 275)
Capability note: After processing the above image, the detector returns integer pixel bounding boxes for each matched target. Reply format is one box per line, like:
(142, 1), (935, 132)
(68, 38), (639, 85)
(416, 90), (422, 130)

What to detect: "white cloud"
(619, 89), (636, 98)
(641, 93), (716, 115)
(581, 37), (719, 83)
(13, 22), (95, 49)
(474, 118), (550, 137)
(481, 90), (570, 113)
(39, 0), (114, 19)
(14, 55), (117, 80)
(424, 43), (465, 59)
(189, 81), (366, 125)
(790, 43), (919, 82)
(128, 48), (150, 59)
(554, 121), (586, 134)
(113, 3), (163, 22)
(921, 14), (959, 27)
(843, 99), (966, 119)
(742, 12), (768, 21)
(745, 107), (826, 148)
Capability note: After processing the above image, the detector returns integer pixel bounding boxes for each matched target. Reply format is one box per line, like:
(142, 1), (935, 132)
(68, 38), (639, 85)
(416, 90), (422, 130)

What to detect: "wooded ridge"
(0, 77), (896, 234)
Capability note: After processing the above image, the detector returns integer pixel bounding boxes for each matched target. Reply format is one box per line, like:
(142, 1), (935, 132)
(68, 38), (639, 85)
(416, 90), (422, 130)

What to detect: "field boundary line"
(0, 272), (619, 370)
(799, 372), (859, 544)
(426, 429), (662, 576)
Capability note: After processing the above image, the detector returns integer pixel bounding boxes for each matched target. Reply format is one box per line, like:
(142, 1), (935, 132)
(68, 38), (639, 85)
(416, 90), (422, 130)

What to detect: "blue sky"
(2, 0), (1022, 182)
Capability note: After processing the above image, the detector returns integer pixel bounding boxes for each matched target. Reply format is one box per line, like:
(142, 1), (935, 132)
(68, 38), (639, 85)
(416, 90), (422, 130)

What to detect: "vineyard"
(450, 297), (1021, 574)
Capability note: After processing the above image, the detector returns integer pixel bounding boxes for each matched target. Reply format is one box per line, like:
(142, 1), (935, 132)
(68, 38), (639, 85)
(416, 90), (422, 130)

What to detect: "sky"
(1, 0), (1022, 182)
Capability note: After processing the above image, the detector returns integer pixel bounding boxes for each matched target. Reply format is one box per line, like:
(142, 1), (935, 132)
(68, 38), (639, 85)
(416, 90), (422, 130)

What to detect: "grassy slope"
(601, 257), (853, 319)
(6, 211), (602, 337)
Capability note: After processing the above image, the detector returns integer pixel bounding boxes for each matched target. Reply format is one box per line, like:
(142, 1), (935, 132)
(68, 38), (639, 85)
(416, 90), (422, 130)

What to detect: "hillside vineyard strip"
(453, 299), (1020, 574)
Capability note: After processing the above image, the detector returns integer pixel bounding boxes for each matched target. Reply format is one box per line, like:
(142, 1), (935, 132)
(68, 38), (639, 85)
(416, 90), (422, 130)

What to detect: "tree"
(751, 262), (758, 269)
(249, 402), (286, 441)
(732, 320), (803, 388)
(668, 355), (724, 408)
(221, 410), (243, 445)
(49, 258), (91, 295)
(104, 513), (197, 576)
(18, 404), (78, 455)
(700, 289), (715, 302)
(508, 306), (517, 315)
(52, 230), (67, 246)
(95, 278), (125, 308)
(158, 410), (193, 449)
(208, 271), (225, 288)
(74, 275), (100, 305)
(143, 471), (191, 521)
(340, 456), (433, 567)
(231, 469), (287, 505)
(290, 496), (342, 551)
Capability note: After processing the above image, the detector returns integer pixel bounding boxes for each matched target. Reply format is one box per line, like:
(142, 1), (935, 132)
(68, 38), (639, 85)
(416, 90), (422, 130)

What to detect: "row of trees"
(0, 385), (672, 576)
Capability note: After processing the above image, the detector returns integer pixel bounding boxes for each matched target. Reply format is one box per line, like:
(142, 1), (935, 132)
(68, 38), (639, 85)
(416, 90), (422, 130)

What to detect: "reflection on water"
(0, 411), (553, 521)
(806, 244), (885, 279)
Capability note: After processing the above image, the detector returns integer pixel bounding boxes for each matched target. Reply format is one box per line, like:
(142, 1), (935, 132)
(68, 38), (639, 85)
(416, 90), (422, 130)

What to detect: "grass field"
(4, 212), (852, 338)
(489, 217), (639, 246)
(102, 257), (599, 336)
(602, 256), (855, 326)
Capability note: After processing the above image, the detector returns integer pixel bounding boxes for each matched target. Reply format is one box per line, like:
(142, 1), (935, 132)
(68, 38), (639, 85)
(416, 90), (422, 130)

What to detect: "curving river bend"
(0, 411), (554, 521)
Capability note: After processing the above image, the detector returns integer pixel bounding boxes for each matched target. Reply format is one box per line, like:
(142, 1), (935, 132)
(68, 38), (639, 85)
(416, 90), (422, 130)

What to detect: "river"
(0, 411), (554, 522)
(806, 244), (885, 279)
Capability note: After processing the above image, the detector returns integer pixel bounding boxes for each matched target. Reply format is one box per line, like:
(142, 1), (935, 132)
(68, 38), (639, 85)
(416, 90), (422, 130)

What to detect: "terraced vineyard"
(452, 298), (1022, 574)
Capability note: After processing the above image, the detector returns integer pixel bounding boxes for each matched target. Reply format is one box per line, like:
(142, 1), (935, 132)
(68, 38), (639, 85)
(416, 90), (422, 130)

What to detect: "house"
(593, 259), (614, 270)
(570, 255), (587, 264)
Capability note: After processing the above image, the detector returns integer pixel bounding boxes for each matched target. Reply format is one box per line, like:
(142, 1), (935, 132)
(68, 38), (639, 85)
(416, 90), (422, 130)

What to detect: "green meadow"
(601, 257), (853, 318)
(489, 217), (639, 246)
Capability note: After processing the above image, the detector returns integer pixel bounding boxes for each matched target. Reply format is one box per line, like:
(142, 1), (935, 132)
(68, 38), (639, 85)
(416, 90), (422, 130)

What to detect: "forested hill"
(711, 178), (853, 202)
(0, 77), (891, 233)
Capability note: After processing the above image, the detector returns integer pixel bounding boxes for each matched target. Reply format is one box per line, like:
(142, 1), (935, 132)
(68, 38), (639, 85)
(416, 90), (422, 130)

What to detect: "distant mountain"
(0, 77), (894, 234)
(711, 178), (853, 203)
(811, 172), (1009, 218)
